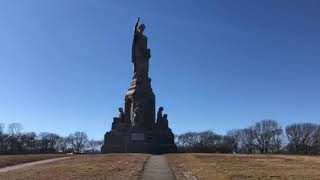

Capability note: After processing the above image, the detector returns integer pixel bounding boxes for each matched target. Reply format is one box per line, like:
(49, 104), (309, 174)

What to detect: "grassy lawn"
(0, 154), (149, 180)
(0, 154), (71, 168)
(167, 153), (320, 180)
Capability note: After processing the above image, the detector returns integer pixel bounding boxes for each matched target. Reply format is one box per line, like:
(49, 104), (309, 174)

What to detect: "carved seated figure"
(111, 107), (125, 130)
(158, 114), (169, 129)
(118, 107), (125, 123)
(157, 107), (164, 122)
(111, 117), (120, 130)
(156, 107), (170, 129)
(163, 114), (169, 128)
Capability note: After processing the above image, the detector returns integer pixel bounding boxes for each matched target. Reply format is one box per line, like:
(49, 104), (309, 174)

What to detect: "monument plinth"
(101, 18), (177, 154)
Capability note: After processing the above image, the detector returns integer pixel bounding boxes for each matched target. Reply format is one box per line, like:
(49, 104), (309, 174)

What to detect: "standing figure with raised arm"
(132, 17), (151, 78)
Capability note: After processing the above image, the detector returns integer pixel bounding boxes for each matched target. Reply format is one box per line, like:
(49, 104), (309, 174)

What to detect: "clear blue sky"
(0, 0), (319, 140)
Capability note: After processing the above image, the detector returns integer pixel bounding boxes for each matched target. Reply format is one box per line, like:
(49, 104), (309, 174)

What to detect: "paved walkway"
(141, 155), (175, 180)
(0, 157), (70, 173)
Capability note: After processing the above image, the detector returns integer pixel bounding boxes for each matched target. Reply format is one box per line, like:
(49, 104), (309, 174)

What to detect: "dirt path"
(0, 157), (71, 173)
(141, 155), (175, 180)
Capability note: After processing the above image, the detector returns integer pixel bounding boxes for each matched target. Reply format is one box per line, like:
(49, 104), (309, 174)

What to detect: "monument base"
(102, 127), (177, 154)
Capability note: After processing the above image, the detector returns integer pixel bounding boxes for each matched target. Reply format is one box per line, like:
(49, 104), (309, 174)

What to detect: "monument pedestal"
(102, 127), (176, 154)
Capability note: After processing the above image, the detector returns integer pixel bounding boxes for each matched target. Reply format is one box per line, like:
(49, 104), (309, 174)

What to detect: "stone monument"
(101, 18), (177, 154)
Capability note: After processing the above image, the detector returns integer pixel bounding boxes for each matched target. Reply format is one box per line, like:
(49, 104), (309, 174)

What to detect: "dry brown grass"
(0, 154), (70, 168)
(167, 153), (320, 180)
(0, 154), (149, 180)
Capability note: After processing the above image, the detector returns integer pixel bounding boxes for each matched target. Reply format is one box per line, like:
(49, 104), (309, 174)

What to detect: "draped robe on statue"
(132, 26), (150, 78)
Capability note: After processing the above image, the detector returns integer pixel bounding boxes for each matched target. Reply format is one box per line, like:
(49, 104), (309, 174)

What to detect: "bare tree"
(301, 123), (318, 154)
(20, 132), (37, 152)
(55, 137), (69, 153)
(38, 132), (60, 152)
(7, 123), (23, 136)
(177, 132), (198, 149)
(87, 140), (103, 153)
(253, 120), (283, 154)
(239, 127), (255, 154)
(313, 125), (320, 154)
(226, 129), (241, 153)
(6, 123), (23, 153)
(0, 122), (104, 154)
(68, 131), (88, 153)
(0, 123), (5, 152)
(285, 124), (302, 153)
(0, 123), (4, 134)
(177, 131), (224, 153)
(286, 123), (318, 154)
(198, 131), (216, 148)
(269, 133), (284, 153)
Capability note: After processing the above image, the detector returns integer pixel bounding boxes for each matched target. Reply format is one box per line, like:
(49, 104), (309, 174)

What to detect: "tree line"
(1, 120), (319, 155)
(176, 120), (320, 155)
(0, 123), (102, 154)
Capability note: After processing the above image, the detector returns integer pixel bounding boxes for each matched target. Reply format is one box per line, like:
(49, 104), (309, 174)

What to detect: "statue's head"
(118, 107), (123, 112)
(138, 24), (145, 33)
(159, 107), (164, 112)
(163, 114), (168, 119)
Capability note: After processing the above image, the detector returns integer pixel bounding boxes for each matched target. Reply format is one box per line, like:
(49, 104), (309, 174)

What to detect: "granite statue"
(102, 18), (177, 154)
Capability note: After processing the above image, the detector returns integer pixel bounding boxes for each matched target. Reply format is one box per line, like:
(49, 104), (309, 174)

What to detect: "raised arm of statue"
(132, 17), (140, 63)
(134, 17), (140, 35)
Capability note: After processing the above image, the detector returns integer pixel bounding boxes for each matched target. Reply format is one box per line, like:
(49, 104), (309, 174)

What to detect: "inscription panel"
(131, 133), (145, 141)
